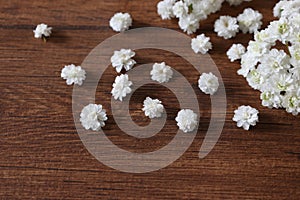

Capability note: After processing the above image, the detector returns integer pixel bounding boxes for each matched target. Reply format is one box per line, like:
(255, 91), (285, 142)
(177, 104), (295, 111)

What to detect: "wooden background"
(0, 0), (299, 199)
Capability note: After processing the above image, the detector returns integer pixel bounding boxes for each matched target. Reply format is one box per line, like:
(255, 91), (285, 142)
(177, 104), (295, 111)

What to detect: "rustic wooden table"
(0, 0), (299, 199)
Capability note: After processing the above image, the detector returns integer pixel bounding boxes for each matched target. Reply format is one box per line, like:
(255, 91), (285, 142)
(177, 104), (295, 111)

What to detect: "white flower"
(175, 109), (198, 133)
(33, 23), (52, 39)
(214, 16), (239, 39)
(282, 91), (300, 115)
(191, 34), (212, 54)
(61, 64), (86, 86)
(237, 8), (263, 34)
(172, 1), (188, 18)
(226, 44), (246, 62)
(178, 14), (200, 35)
(233, 105), (259, 130)
(150, 62), (173, 83)
(142, 97), (164, 118)
(260, 91), (282, 109)
(226, 0), (252, 6)
(80, 104), (108, 131)
(157, 0), (176, 20)
(198, 72), (219, 95)
(110, 49), (136, 73)
(111, 74), (132, 101)
(109, 12), (132, 32)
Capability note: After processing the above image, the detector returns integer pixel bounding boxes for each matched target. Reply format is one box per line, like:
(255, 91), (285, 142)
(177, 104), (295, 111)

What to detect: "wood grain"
(0, 0), (299, 199)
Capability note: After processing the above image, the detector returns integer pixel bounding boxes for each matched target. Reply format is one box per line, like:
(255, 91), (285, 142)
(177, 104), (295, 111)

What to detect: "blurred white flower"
(191, 34), (212, 54)
(142, 97), (164, 118)
(109, 12), (132, 32)
(226, 43), (246, 62)
(214, 16), (239, 39)
(111, 49), (136, 73)
(61, 64), (86, 86)
(198, 72), (219, 95)
(233, 105), (259, 130)
(111, 74), (132, 101)
(33, 23), (52, 39)
(150, 62), (173, 83)
(175, 109), (198, 133)
(237, 8), (263, 33)
(157, 0), (176, 20)
(80, 104), (108, 131)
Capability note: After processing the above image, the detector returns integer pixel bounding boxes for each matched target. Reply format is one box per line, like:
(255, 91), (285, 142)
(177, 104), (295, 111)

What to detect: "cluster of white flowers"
(111, 49), (136, 73)
(233, 105), (259, 130)
(150, 62), (173, 83)
(175, 109), (198, 133)
(80, 104), (108, 131)
(142, 97), (164, 118)
(191, 34), (212, 54)
(214, 8), (262, 39)
(33, 23), (52, 39)
(231, 0), (300, 116)
(111, 74), (133, 101)
(109, 12), (132, 32)
(61, 64), (86, 86)
(157, 0), (252, 34)
(198, 72), (219, 95)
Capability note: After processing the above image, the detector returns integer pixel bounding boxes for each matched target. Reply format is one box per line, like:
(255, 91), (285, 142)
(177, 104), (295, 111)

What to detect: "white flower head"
(157, 0), (176, 20)
(150, 62), (173, 83)
(198, 72), (219, 95)
(175, 109), (198, 133)
(237, 8), (263, 34)
(142, 97), (164, 118)
(226, 43), (246, 62)
(214, 16), (239, 39)
(61, 64), (86, 86)
(191, 34), (212, 54)
(109, 12), (132, 32)
(33, 23), (52, 39)
(80, 104), (108, 131)
(111, 74), (132, 101)
(233, 105), (259, 130)
(111, 49), (136, 73)
(178, 14), (200, 35)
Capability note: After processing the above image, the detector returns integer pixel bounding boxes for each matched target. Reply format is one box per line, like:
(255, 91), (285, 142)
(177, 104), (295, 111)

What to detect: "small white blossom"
(191, 34), (212, 54)
(111, 74), (132, 101)
(233, 105), (259, 130)
(80, 104), (108, 131)
(61, 64), (86, 86)
(33, 23), (52, 39)
(226, 44), (246, 62)
(111, 49), (136, 73)
(150, 62), (173, 83)
(175, 109), (198, 133)
(178, 14), (200, 35)
(109, 12), (132, 32)
(157, 0), (176, 20)
(142, 97), (164, 118)
(214, 16), (239, 39)
(198, 72), (219, 95)
(237, 8), (263, 34)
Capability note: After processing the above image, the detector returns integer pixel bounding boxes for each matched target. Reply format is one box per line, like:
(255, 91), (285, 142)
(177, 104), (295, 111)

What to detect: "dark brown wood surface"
(0, 0), (299, 199)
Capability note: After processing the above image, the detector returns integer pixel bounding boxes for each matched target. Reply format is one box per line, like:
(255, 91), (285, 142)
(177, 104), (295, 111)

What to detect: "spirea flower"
(236, 0), (300, 115)
(157, 0), (176, 20)
(237, 8), (263, 34)
(33, 23), (52, 39)
(109, 12), (132, 32)
(142, 97), (164, 118)
(61, 64), (86, 86)
(226, 43), (246, 62)
(175, 109), (198, 133)
(150, 62), (173, 83)
(232, 105), (259, 130)
(214, 16), (239, 39)
(178, 14), (200, 35)
(111, 74), (132, 101)
(80, 104), (108, 131)
(198, 72), (219, 95)
(191, 34), (212, 54)
(111, 49), (136, 73)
